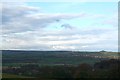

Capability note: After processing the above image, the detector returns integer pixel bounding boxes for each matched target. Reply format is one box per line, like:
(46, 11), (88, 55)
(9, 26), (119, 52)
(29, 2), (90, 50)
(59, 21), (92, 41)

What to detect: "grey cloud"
(61, 24), (73, 29)
(1, 3), (118, 51)
(2, 28), (118, 51)
(2, 3), (85, 34)
(2, 3), (39, 24)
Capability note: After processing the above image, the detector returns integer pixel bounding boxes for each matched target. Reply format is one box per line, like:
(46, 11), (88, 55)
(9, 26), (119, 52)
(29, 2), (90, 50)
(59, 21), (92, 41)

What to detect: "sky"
(1, 1), (118, 51)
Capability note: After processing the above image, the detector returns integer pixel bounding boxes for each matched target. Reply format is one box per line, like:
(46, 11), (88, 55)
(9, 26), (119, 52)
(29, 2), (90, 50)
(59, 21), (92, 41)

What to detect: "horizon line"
(0, 49), (118, 52)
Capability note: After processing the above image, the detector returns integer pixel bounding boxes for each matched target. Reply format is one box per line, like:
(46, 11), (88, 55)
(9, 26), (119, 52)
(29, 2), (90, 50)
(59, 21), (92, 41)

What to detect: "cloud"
(61, 24), (73, 29)
(2, 3), (85, 34)
(101, 14), (118, 27)
(1, 26), (118, 51)
(2, 3), (39, 23)
(1, 2), (118, 51)
(2, 7), (83, 33)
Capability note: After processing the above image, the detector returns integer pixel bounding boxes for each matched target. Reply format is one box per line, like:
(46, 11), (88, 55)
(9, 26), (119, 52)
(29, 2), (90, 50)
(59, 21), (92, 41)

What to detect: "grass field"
(2, 50), (118, 67)
(2, 73), (34, 78)
(1, 50), (119, 80)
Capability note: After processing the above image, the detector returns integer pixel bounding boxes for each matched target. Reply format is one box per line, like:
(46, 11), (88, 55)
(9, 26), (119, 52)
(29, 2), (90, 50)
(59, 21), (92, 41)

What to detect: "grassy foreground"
(2, 73), (33, 78)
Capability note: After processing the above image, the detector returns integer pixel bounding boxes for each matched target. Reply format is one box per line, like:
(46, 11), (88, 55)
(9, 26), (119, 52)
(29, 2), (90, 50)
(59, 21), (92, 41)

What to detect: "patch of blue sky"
(26, 2), (117, 30)
(26, 2), (117, 14)
(45, 16), (113, 31)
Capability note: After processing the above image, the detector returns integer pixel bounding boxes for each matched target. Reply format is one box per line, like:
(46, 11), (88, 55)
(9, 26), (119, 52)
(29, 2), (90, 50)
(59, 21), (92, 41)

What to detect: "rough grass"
(2, 73), (32, 78)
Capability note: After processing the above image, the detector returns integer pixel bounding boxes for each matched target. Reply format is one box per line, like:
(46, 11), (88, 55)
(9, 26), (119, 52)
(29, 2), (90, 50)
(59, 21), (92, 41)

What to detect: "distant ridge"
(1, 50), (99, 52)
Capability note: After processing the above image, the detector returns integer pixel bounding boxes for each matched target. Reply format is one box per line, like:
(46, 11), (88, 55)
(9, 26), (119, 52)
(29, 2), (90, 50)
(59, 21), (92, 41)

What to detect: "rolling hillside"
(2, 50), (118, 67)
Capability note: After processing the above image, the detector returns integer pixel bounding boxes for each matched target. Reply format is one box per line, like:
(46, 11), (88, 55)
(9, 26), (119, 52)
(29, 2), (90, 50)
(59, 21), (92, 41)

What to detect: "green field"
(2, 73), (31, 78)
(2, 50), (119, 67)
(2, 50), (120, 79)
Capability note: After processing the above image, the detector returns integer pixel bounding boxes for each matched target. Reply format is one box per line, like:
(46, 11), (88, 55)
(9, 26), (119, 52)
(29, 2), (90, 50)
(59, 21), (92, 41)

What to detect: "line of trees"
(3, 59), (120, 80)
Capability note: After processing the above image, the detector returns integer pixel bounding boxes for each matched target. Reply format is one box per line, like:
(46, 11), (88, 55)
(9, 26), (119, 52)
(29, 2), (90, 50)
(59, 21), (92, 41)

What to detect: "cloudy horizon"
(1, 2), (118, 52)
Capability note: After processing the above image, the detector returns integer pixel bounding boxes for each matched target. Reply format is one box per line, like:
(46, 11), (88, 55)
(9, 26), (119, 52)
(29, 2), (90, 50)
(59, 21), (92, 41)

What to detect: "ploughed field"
(2, 50), (118, 67)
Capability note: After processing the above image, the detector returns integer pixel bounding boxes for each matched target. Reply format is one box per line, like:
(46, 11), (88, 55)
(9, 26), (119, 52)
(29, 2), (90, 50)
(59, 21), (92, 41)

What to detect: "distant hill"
(2, 50), (119, 67)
